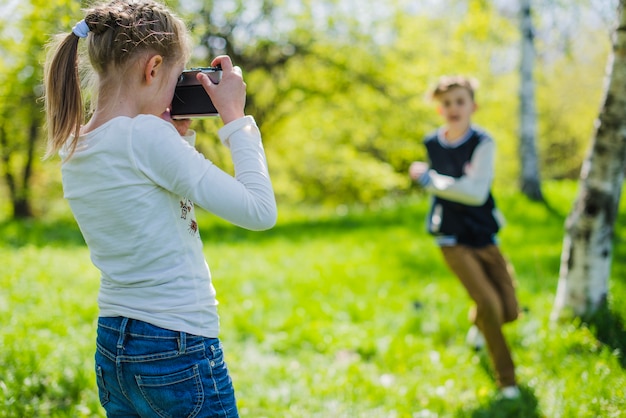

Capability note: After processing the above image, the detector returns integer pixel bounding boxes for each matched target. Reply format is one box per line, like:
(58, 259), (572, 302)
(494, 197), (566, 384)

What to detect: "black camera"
(170, 66), (222, 119)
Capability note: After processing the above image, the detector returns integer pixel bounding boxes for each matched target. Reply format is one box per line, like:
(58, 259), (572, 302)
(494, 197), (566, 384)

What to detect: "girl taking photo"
(44, 1), (277, 416)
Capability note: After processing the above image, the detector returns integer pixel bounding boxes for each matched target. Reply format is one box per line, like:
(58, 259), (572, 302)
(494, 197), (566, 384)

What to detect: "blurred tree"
(0, 0), (82, 218)
(536, 28), (610, 181)
(181, 0), (316, 125)
(183, 0), (410, 203)
(183, 0), (522, 204)
(552, 0), (626, 319)
(518, 0), (543, 201)
(0, 0), (614, 215)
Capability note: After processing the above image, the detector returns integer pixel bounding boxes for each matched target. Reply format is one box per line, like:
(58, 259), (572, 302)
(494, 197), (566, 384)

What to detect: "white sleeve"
(424, 139), (495, 206)
(131, 116), (277, 231)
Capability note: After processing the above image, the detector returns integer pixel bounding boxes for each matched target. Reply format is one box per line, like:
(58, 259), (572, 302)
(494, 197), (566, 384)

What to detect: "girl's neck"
(82, 111), (127, 135)
(81, 84), (142, 135)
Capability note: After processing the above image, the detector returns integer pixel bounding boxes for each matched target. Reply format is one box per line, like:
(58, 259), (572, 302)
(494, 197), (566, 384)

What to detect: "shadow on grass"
(586, 303), (626, 369)
(456, 385), (541, 418)
(203, 212), (410, 243)
(194, 200), (427, 245)
(454, 351), (541, 417)
(0, 218), (85, 248)
(0, 199), (426, 248)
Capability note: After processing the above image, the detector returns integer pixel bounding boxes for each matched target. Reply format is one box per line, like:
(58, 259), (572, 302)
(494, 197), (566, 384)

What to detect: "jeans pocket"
(95, 365), (110, 407)
(136, 364), (204, 418)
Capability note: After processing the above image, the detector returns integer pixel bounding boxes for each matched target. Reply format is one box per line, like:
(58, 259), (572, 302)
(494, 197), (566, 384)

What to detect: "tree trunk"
(0, 109), (37, 219)
(519, 0), (544, 201)
(13, 119), (38, 219)
(551, 1), (626, 320)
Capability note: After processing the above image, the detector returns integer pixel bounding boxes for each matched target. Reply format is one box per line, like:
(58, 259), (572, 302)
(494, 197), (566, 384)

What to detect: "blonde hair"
(44, 0), (190, 159)
(430, 75), (479, 101)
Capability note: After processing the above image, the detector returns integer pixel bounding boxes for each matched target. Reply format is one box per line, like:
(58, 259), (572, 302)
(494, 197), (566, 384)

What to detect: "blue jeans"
(95, 317), (239, 417)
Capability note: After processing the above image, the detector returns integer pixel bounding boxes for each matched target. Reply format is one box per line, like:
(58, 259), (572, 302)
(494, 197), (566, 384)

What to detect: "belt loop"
(179, 332), (187, 354)
(117, 317), (129, 350)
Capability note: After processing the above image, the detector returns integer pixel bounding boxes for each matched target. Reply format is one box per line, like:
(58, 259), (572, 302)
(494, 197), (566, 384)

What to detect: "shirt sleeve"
(422, 138), (495, 206)
(130, 115), (277, 231)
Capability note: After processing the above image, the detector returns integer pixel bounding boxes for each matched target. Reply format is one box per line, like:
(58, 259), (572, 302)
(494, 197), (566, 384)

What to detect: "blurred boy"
(409, 76), (520, 399)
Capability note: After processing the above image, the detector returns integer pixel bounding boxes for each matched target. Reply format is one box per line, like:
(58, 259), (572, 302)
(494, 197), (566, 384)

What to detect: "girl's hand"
(409, 161), (429, 181)
(197, 55), (246, 125)
(161, 109), (191, 136)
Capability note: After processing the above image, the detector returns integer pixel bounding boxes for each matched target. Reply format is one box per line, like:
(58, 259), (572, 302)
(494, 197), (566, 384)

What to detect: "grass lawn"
(1, 181), (625, 417)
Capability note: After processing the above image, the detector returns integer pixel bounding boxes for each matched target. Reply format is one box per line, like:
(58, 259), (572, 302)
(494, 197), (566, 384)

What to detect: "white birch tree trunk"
(552, 1), (626, 320)
(519, 0), (543, 201)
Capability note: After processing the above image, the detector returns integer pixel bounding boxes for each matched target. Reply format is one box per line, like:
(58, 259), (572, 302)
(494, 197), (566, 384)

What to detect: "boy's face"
(436, 87), (477, 129)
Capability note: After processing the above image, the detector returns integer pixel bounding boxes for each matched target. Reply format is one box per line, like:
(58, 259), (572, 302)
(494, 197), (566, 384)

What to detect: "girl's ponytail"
(44, 31), (84, 160)
(44, 1), (190, 160)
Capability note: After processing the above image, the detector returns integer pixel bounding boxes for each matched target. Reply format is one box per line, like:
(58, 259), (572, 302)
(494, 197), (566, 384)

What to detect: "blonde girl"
(44, 1), (276, 416)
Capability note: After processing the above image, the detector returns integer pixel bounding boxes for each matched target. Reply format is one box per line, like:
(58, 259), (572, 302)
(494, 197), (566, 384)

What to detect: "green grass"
(1, 181), (625, 417)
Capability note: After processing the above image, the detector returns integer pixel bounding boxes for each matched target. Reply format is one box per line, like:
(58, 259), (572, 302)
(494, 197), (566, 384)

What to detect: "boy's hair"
(44, 0), (191, 159)
(430, 75), (479, 101)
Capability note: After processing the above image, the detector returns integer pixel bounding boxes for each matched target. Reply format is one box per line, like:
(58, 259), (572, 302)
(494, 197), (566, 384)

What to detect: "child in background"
(44, 1), (276, 416)
(409, 76), (520, 399)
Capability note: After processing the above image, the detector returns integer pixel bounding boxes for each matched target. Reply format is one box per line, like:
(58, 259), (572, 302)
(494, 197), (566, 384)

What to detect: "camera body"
(170, 66), (222, 119)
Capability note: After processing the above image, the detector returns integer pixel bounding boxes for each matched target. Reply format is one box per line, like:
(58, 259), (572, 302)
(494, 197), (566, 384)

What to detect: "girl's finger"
(211, 55), (233, 72)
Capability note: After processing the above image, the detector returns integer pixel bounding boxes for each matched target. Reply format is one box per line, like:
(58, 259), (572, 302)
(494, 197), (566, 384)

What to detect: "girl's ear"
(436, 105), (443, 115)
(143, 55), (164, 85)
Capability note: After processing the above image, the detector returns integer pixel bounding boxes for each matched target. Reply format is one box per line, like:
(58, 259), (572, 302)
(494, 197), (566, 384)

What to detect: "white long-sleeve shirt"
(421, 127), (495, 206)
(60, 115), (276, 338)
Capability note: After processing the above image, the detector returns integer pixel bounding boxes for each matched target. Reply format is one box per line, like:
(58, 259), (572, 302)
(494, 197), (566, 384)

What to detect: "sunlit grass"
(1, 180), (625, 417)
(0, 246), (100, 417)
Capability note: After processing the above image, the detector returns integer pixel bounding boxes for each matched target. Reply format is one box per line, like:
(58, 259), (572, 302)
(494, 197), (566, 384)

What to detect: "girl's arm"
(132, 115), (277, 231)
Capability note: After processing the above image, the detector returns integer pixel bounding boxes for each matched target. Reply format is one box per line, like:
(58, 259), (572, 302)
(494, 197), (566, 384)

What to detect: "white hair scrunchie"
(72, 20), (90, 38)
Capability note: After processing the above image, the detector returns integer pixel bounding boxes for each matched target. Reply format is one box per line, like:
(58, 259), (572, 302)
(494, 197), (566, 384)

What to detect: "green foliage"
(0, 0), (85, 218)
(0, 0), (616, 211)
(175, 0), (614, 206)
(1, 181), (625, 417)
(238, 4), (524, 205)
(535, 28), (611, 180)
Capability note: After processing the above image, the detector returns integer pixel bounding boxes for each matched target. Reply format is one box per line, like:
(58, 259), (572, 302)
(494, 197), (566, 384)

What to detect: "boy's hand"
(409, 161), (429, 181)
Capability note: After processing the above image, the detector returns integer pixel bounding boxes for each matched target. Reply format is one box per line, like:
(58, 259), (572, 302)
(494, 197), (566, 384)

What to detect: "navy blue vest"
(424, 129), (499, 247)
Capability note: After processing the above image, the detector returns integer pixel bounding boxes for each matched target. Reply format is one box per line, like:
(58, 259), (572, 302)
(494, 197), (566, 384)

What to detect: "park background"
(1, 0), (625, 417)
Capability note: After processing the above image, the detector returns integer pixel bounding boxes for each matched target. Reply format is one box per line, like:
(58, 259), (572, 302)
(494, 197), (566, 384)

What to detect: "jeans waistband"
(97, 316), (207, 354)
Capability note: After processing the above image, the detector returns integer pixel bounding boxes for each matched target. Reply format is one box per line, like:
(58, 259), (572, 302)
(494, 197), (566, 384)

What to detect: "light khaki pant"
(441, 244), (519, 388)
